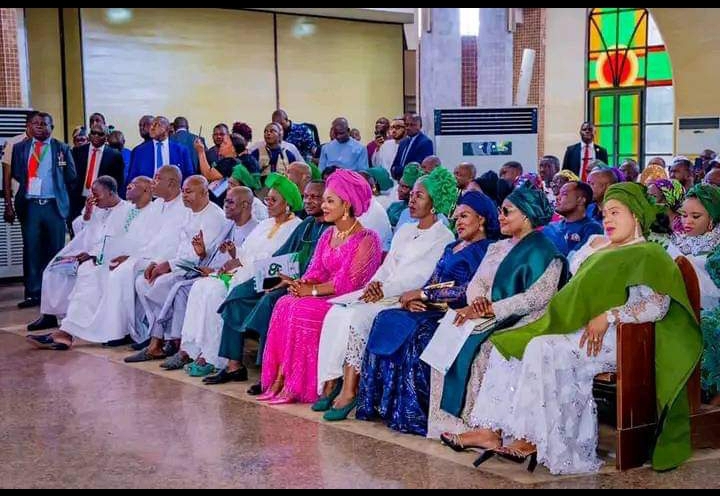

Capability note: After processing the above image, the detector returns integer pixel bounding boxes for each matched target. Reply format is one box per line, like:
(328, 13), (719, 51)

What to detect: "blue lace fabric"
(356, 238), (492, 436)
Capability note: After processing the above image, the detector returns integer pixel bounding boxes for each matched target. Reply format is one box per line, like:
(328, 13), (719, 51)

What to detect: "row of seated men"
(24, 152), (720, 475)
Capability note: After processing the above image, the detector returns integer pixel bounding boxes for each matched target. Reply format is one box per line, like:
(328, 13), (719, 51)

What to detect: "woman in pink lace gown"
(260, 169), (383, 403)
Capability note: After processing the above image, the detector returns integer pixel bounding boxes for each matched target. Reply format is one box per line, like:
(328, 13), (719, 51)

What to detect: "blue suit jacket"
(11, 138), (77, 220)
(126, 139), (194, 184)
(390, 132), (434, 180)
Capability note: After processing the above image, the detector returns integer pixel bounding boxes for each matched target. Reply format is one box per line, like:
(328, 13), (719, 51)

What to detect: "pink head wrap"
(325, 168), (373, 217)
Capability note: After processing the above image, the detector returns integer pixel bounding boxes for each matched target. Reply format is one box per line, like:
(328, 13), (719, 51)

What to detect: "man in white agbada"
(169, 174), (302, 372)
(357, 186), (393, 253)
(89, 165), (188, 346)
(136, 186), (258, 370)
(27, 176), (156, 348)
(26, 176), (131, 348)
(124, 175), (226, 362)
(314, 174), (455, 419)
(28, 176), (130, 332)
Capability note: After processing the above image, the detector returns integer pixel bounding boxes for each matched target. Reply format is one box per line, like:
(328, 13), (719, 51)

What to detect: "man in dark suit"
(5, 112), (76, 308)
(170, 116), (206, 173)
(70, 123), (126, 220)
(126, 116), (193, 184)
(561, 121), (609, 181)
(205, 123), (229, 166)
(390, 114), (434, 180)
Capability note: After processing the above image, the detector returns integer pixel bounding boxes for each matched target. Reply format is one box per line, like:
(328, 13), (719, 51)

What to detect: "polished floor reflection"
(2, 283), (719, 488)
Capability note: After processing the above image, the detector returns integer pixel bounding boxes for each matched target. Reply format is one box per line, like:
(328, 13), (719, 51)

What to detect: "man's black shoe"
(102, 335), (134, 347)
(18, 297), (40, 309)
(27, 314), (58, 332)
(202, 367), (248, 385)
(130, 338), (151, 351)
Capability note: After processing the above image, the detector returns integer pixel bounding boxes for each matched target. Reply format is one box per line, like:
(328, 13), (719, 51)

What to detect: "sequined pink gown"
(261, 227), (382, 402)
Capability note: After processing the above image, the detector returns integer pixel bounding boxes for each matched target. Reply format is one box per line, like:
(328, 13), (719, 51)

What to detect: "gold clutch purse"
(422, 281), (455, 311)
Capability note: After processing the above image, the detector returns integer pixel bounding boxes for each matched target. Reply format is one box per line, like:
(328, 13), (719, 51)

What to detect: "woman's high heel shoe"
(493, 446), (539, 473)
(473, 449), (497, 467)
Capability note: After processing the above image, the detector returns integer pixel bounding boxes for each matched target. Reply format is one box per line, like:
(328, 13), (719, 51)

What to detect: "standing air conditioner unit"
(434, 107), (538, 174)
(677, 117), (720, 156)
(0, 108), (33, 278)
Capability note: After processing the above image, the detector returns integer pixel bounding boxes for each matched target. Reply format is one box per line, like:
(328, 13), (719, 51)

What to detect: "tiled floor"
(2, 282), (719, 488)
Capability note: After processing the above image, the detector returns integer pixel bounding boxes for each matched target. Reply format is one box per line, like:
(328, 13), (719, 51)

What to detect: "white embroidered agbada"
(179, 214), (301, 367)
(40, 200), (131, 317)
(60, 201), (157, 342)
(98, 193), (189, 343)
(134, 200), (227, 343)
(316, 220), (454, 392)
(469, 236), (670, 475)
(359, 198), (393, 252)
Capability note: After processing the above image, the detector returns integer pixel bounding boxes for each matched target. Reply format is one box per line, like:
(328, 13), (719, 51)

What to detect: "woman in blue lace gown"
(355, 192), (499, 435)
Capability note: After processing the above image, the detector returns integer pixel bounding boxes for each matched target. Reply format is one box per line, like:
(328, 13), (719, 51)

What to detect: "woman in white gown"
(313, 167), (457, 421)
(465, 183), (699, 475)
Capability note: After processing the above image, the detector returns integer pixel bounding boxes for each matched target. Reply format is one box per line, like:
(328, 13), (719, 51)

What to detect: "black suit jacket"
(11, 138), (76, 220)
(70, 144), (126, 219)
(561, 142), (609, 177)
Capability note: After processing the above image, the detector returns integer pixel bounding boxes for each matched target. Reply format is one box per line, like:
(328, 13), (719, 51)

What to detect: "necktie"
(27, 141), (44, 191)
(155, 141), (163, 172)
(581, 144), (591, 181)
(85, 148), (99, 190)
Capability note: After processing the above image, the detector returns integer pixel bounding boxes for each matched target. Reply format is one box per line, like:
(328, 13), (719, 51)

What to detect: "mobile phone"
(263, 276), (282, 290)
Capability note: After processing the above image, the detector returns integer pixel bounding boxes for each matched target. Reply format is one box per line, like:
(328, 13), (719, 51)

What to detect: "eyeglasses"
(499, 206), (518, 217)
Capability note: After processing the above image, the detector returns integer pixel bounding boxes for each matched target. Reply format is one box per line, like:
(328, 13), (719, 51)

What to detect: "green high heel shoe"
(311, 379), (343, 412)
(323, 397), (357, 421)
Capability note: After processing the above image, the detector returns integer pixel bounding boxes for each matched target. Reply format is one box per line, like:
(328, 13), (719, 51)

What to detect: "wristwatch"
(311, 285), (318, 297)
(606, 310), (618, 326)
(420, 290), (428, 301)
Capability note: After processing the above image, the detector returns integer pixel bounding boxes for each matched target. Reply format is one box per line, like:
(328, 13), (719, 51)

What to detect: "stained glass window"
(587, 8), (674, 167)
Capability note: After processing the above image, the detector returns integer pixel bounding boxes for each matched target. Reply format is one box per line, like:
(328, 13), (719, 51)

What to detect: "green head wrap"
(366, 167), (394, 192)
(265, 172), (303, 212)
(400, 163), (422, 188)
(603, 182), (661, 235)
(419, 166), (458, 217)
(308, 162), (322, 181)
(506, 181), (554, 227)
(231, 163), (260, 190)
(685, 183), (720, 223)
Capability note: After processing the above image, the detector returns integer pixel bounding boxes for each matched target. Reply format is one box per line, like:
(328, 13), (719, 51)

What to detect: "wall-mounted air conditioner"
(677, 116), (720, 156)
(433, 107), (538, 174)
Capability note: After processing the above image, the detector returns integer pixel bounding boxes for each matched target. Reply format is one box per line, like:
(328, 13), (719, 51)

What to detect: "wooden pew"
(593, 255), (720, 470)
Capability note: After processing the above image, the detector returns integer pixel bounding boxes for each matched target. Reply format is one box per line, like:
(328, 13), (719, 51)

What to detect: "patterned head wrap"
(639, 163), (669, 185)
(418, 166), (458, 217)
(651, 179), (685, 212)
(557, 169), (579, 182)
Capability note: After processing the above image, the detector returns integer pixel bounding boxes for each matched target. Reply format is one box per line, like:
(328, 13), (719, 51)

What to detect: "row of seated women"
(208, 166), (718, 475)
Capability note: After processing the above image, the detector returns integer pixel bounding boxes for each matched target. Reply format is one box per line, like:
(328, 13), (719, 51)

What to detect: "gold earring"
(342, 207), (349, 221)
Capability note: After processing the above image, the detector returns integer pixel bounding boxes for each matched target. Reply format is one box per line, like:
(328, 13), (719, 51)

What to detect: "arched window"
(587, 8), (674, 167)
